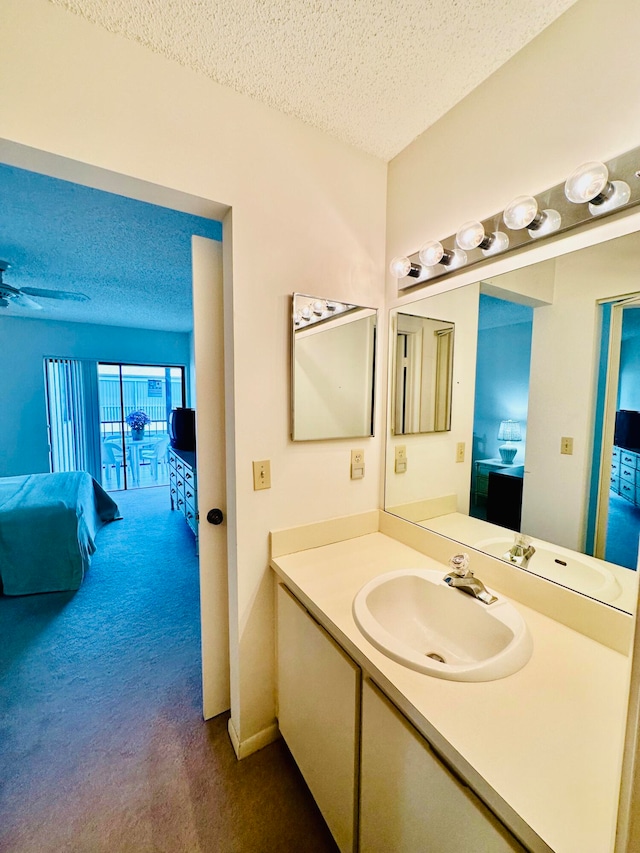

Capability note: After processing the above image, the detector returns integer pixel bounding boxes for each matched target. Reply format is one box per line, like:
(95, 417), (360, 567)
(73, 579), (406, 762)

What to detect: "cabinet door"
(277, 584), (359, 853)
(360, 680), (525, 853)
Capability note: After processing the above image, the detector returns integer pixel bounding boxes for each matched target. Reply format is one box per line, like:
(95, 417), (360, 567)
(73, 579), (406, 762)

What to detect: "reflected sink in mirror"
(474, 537), (622, 604)
(352, 568), (532, 682)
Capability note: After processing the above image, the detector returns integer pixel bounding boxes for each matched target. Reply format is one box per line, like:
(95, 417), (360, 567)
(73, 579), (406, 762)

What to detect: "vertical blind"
(44, 358), (102, 481)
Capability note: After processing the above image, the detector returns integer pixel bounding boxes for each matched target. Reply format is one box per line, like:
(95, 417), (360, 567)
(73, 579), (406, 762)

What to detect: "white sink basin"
(352, 568), (532, 682)
(474, 537), (622, 603)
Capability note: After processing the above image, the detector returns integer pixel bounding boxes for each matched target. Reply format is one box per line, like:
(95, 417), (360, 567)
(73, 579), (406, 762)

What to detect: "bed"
(0, 472), (120, 595)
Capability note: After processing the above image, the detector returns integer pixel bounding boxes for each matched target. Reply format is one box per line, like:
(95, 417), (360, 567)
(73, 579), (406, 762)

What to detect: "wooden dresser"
(168, 447), (198, 549)
(611, 445), (640, 506)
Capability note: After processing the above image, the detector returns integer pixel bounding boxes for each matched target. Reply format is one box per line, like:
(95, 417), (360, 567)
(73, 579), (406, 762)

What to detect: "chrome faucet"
(443, 553), (497, 605)
(502, 534), (536, 568)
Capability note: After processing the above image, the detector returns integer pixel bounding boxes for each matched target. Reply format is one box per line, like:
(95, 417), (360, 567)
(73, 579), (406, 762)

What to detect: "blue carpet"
(605, 491), (640, 570)
(0, 486), (336, 852)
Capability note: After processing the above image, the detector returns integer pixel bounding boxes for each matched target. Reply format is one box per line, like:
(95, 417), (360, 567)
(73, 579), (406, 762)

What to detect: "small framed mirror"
(291, 293), (377, 441)
(391, 312), (455, 435)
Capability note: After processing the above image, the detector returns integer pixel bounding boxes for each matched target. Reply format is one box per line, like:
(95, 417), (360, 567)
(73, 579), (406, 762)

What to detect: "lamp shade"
(498, 420), (522, 442)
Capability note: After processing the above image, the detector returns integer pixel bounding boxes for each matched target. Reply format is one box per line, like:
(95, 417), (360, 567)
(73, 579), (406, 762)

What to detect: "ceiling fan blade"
(20, 287), (90, 302)
(14, 293), (43, 310)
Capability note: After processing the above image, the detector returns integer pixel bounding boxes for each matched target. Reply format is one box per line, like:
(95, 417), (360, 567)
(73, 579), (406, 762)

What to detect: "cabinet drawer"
(611, 458), (619, 476)
(612, 446), (620, 461)
(185, 509), (198, 535)
(620, 464), (636, 484)
(621, 450), (639, 468)
(620, 480), (635, 501)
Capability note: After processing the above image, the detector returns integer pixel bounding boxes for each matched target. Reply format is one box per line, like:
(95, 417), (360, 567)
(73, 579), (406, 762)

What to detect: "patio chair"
(140, 435), (171, 482)
(101, 439), (125, 489)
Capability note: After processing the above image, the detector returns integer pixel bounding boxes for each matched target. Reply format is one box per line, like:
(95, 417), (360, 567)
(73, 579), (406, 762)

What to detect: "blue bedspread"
(0, 472), (120, 595)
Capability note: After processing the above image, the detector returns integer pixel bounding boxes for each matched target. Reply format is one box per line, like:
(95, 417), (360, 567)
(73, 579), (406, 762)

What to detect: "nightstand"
(473, 458), (524, 505)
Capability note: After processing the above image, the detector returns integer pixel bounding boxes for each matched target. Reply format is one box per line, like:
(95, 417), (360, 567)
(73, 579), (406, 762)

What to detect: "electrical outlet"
(560, 437), (574, 455)
(351, 449), (365, 480)
(456, 442), (465, 463)
(253, 459), (271, 490)
(395, 445), (407, 474)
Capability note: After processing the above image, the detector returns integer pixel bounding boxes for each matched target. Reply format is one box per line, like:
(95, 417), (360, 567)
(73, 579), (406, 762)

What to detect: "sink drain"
(425, 652), (446, 663)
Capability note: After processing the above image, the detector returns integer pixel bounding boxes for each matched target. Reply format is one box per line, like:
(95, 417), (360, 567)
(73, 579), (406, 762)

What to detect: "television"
(169, 407), (196, 451)
(614, 409), (640, 452)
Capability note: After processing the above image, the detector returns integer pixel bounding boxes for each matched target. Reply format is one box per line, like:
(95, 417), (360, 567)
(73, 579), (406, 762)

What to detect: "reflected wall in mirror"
(291, 293), (377, 441)
(385, 232), (640, 614)
(392, 313), (454, 435)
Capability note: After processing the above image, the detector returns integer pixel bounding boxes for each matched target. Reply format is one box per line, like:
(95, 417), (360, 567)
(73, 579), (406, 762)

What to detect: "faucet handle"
(448, 553), (471, 577)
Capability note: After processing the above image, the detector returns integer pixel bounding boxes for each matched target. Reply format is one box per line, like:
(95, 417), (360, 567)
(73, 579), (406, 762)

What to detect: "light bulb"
(503, 195), (560, 237)
(564, 160), (631, 216)
(419, 240), (445, 266)
(389, 256), (411, 278)
(389, 256), (422, 279)
(312, 300), (324, 315)
(565, 161), (609, 204)
(301, 305), (311, 320)
(456, 220), (509, 256)
(503, 196), (540, 230)
(482, 231), (509, 256)
(456, 221), (487, 250)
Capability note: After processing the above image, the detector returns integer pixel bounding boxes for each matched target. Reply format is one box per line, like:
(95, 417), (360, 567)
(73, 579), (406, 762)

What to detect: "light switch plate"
(456, 442), (465, 463)
(351, 449), (365, 480)
(560, 437), (574, 455)
(253, 459), (271, 490)
(395, 445), (407, 474)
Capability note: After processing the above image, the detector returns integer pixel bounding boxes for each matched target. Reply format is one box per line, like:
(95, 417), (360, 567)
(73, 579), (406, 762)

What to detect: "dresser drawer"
(620, 464), (637, 484)
(620, 450), (639, 468)
(612, 446), (620, 461)
(620, 480), (635, 501)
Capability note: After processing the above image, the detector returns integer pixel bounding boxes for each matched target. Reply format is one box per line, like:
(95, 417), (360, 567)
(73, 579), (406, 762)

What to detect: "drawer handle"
(186, 491), (193, 499)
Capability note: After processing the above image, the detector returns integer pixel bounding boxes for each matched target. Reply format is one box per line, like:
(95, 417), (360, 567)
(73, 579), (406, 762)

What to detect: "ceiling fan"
(0, 260), (90, 310)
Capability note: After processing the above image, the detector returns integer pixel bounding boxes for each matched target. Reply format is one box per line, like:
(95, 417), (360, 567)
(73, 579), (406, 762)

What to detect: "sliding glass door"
(98, 363), (185, 491)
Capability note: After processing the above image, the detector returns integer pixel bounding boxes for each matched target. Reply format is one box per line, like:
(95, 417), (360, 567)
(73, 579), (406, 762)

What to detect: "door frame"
(0, 139), (232, 720)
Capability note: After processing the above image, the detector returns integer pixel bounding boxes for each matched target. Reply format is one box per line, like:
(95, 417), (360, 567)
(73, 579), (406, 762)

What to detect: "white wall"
(523, 233), (640, 550)
(0, 0), (387, 749)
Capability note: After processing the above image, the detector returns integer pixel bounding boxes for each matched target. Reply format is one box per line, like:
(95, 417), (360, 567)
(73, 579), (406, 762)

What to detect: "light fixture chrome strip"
(393, 145), (640, 293)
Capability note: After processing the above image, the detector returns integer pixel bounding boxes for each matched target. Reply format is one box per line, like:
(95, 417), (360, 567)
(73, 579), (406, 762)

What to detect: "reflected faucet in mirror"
(502, 534), (536, 568)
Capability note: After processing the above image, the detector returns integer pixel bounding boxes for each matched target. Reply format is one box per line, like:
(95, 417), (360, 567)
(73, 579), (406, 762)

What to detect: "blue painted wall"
(472, 295), (533, 464)
(618, 307), (640, 411)
(1, 315), (191, 477)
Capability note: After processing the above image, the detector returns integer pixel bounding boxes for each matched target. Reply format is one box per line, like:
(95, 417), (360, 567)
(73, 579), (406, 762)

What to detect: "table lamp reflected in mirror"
(497, 419), (522, 464)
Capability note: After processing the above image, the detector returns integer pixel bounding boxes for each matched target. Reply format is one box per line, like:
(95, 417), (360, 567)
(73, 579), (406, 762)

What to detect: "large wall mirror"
(385, 231), (640, 615)
(291, 293), (377, 441)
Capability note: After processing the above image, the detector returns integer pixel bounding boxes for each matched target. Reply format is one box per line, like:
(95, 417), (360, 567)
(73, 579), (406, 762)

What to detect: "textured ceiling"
(50, 0), (579, 161)
(0, 164), (221, 332)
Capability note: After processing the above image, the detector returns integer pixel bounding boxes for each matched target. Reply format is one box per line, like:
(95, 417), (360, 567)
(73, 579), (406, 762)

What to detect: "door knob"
(207, 508), (224, 525)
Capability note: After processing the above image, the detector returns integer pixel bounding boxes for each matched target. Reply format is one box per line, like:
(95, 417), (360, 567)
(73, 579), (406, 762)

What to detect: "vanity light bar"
(393, 145), (640, 293)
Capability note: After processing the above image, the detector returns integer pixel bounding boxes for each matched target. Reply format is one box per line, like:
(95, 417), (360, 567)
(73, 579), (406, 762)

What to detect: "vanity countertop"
(271, 531), (631, 853)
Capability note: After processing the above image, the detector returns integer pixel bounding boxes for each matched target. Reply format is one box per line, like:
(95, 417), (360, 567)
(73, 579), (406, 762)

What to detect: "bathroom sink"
(474, 537), (621, 603)
(352, 569), (532, 682)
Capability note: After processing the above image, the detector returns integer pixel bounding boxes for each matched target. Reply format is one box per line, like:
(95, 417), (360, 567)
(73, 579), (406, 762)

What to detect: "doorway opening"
(591, 297), (640, 570)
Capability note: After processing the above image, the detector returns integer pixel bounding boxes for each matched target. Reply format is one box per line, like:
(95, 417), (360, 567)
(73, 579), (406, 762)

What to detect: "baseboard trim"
(227, 717), (280, 760)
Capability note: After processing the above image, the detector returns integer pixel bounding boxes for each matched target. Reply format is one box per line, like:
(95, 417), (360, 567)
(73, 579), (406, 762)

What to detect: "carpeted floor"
(606, 490), (640, 570)
(0, 486), (337, 853)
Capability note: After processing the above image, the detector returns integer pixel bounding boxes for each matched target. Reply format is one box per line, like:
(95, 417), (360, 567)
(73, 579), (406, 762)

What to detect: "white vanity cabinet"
(359, 679), (526, 853)
(276, 583), (360, 853)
